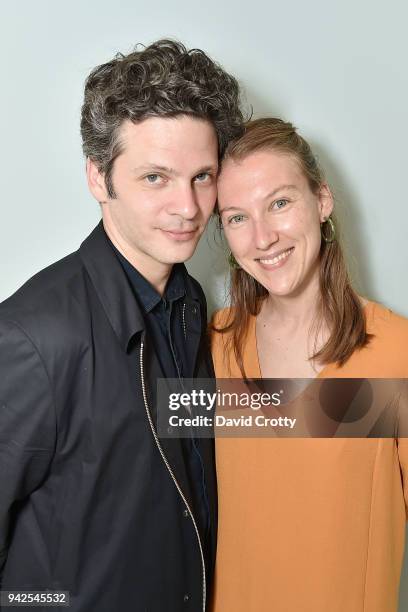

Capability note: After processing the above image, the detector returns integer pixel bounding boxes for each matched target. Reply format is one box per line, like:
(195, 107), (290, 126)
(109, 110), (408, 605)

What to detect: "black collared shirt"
(113, 249), (190, 380)
(110, 242), (210, 543)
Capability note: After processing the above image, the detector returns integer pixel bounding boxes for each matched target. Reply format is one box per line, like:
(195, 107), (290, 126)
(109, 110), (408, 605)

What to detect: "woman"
(211, 118), (408, 612)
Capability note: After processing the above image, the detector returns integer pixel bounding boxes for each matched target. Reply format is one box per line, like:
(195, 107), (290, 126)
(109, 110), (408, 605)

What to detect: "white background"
(1, 0), (408, 605)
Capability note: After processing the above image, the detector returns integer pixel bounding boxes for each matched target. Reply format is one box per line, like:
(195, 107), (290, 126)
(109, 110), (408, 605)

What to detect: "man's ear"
(318, 183), (334, 222)
(86, 158), (110, 203)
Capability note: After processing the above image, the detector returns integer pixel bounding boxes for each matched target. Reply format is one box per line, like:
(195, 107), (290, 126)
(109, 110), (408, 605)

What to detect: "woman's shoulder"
(209, 307), (235, 357)
(366, 300), (408, 337)
(210, 306), (235, 329)
(361, 300), (408, 376)
(208, 307), (229, 376)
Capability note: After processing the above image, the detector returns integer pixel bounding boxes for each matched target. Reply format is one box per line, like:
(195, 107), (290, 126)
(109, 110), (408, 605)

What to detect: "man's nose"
(168, 184), (200, 220)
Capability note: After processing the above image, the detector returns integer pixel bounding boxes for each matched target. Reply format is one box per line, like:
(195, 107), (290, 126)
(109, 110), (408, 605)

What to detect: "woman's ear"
(318, 183), (334, 222)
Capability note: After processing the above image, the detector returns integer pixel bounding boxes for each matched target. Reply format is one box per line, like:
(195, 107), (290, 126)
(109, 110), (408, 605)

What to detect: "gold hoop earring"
(321, 216), (336, 243)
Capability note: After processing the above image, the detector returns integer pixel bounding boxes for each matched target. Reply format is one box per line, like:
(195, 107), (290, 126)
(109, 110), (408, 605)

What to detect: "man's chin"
(159, 241), (199, 265)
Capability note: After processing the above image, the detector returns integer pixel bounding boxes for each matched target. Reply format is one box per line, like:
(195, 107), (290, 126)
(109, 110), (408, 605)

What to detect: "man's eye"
(194, 172), (211, 182)
(145, 174), (161, 184)
(273, 198), (288, 209)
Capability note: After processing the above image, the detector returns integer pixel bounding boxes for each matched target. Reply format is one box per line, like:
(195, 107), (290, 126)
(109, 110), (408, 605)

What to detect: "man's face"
(87, 115), (218, 283)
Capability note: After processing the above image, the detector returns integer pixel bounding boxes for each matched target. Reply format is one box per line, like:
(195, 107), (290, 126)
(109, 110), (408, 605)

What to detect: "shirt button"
(183, 594), (189, 602)
(183, 508), (189, 517)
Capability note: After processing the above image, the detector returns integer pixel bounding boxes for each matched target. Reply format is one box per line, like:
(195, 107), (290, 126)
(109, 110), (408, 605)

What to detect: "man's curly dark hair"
(81, 39), (245, 197)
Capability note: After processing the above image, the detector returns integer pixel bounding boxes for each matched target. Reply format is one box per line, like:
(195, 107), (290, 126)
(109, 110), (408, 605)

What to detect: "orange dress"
(211, 301), (408, 612)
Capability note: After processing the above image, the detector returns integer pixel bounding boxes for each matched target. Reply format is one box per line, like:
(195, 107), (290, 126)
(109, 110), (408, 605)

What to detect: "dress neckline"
(250, 300), (374, 380)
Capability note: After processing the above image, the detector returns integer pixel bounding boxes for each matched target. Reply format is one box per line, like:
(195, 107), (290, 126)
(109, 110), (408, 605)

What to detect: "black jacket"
(0, 222), (217, 612)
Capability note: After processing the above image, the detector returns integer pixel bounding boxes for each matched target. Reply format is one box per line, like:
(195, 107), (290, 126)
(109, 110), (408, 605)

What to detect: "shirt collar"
(110, 242), (186, 313)
(78, 222), (145, 352)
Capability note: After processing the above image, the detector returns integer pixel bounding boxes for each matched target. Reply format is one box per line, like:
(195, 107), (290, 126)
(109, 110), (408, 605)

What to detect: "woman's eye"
(228, 214), (245, 224)
(273, 198), (288, 209)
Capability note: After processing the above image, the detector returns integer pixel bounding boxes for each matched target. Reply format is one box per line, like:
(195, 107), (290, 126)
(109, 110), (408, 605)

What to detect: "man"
(0, 40), (243, 611)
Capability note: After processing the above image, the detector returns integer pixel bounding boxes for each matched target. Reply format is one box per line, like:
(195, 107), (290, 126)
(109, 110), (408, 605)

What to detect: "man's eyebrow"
(133, 164), (178, 175)
(133, 163), (218, 176)
(219, 184), (299, 213)
(196, 164), (219, 174)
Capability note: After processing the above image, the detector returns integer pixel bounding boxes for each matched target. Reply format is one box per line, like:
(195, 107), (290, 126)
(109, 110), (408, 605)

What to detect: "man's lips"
(161, 228), (199, 242)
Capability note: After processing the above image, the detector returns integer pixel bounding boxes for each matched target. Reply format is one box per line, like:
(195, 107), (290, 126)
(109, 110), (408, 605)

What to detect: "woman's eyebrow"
(263, 184), (299, 199)
(219, 184), (299, 213)
(219, 205), (244, 213)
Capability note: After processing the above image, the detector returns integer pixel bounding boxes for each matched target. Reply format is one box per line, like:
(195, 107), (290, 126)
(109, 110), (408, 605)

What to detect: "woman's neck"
(260, 274), (322, 333)
(255, 274), (329, 378)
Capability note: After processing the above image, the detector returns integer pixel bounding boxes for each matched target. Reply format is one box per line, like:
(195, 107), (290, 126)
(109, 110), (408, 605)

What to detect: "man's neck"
(103, 222), (172, 296)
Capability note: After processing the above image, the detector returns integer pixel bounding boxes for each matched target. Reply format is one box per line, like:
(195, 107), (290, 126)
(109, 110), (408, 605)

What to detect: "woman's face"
(217, 149), (333, 298)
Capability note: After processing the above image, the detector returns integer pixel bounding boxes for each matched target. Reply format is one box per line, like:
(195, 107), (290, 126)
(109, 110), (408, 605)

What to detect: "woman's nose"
(253, 219), (279, 251)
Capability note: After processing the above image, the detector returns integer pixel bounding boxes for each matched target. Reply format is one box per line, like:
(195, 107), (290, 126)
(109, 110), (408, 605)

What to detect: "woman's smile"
(256, 246), (295, 270)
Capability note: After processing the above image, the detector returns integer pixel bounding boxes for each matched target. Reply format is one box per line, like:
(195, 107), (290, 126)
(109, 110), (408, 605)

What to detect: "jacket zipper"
(182, 302), (187, 341)
(139, 339), (207, 612)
